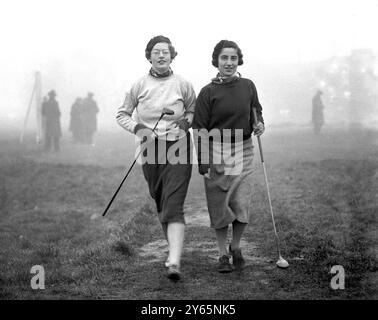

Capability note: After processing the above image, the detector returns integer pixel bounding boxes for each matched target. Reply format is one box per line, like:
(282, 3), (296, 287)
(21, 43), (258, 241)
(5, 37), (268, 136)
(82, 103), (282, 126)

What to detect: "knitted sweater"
(192, 76), (263, 137)
(116, 73), (196, 141)
(192, 76), (264, 174)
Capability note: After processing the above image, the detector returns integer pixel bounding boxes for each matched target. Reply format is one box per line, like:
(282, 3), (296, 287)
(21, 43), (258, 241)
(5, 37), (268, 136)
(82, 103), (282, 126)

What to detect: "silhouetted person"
(82, 92), (99, 145)
(312, 90), (325, 134)
(42, 90), (61, 151)
(69, 97), (84, 143)
(40, 96), (48, 138)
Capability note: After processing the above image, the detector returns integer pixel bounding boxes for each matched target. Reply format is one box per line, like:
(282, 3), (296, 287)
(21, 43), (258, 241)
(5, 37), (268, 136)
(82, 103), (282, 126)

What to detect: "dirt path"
(138, 195), (273, 270)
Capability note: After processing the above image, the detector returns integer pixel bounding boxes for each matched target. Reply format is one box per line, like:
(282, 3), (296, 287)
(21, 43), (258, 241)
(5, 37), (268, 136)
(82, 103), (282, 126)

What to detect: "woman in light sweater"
(192, 40), (265, 273)
(116, 35), (196, 281)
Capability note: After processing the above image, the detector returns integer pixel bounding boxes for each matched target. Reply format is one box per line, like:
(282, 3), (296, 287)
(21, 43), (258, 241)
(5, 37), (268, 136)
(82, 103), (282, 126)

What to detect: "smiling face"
(149, 42), (172, 74)
(218, 47), (239, 77)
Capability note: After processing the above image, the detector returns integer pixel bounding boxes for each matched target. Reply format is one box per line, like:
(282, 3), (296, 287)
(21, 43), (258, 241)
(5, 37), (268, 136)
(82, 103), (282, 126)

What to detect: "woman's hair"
(145, 35), (178, 61)
(212, 40), (244, 67)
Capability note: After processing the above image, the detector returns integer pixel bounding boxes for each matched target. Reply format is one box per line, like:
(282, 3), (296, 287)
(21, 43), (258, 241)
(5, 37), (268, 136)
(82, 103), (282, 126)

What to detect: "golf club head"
(162, 107), (174, 116)
(276, 256), (289, 269)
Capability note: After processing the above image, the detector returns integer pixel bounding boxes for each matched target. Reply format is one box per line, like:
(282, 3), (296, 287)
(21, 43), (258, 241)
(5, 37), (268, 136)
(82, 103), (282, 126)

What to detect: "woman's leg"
(165, 221), (185, 280)
(230, 220), (247, 250)
(215, 225), (233, 273)
(166, 221), (185, 267)
(215, 226), (229, 257)
(230, 220), (247, 270)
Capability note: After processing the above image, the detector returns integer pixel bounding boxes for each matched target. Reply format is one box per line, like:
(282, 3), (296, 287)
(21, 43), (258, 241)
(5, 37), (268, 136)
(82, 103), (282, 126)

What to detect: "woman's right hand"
(134, 123), (156, 140)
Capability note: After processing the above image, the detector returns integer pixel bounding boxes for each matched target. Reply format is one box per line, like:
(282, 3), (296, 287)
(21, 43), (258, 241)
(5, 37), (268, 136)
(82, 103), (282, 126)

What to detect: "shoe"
(217, 255), (233, 273)
(167, 264), (181, 281)
(229, 245), (245, 271)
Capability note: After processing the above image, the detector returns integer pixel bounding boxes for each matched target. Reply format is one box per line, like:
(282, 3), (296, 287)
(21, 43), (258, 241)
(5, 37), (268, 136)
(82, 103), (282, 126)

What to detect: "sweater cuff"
(133, 123), (148, 135)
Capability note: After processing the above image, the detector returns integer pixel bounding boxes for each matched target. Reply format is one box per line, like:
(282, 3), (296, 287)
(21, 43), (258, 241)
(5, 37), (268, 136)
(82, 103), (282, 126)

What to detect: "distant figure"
(69, 97), (84, 143)
(40, 96), (49, 139)
(312, 90), (325, 134)
(82, 92), (99, 145)
(41, 90), (61, 151)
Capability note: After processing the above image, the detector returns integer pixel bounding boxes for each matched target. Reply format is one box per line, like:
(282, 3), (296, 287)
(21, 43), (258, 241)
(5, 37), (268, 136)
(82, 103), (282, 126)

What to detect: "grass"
(0, 127), (377, 299)
(249, 158), (378, 299)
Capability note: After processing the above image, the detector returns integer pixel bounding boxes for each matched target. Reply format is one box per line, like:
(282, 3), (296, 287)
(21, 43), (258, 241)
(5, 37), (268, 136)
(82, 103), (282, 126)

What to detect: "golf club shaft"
(261, 161), (282, 257)
(252, 108), (282, 258)
(101, 113), (164, 217)
(101, 152), (140, 216)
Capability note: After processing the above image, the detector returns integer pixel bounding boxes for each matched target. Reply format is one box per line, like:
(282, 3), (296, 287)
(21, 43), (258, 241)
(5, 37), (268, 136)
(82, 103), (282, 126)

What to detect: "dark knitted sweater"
(192, 76), (264, 174)
(192, 77), (263, 138)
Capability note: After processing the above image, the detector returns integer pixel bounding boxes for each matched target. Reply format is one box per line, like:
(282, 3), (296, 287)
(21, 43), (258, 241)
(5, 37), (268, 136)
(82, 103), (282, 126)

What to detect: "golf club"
(252, 108), (289, 269)
(101, 107), (174, 217)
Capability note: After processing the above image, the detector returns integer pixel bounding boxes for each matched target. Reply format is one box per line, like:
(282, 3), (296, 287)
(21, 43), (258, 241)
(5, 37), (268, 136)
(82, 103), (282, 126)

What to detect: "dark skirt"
(141, 133), (192, 224)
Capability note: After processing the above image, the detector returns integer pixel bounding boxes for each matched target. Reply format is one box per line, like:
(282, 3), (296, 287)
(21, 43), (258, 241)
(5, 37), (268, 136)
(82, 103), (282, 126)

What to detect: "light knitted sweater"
(116, 73), (196, 141)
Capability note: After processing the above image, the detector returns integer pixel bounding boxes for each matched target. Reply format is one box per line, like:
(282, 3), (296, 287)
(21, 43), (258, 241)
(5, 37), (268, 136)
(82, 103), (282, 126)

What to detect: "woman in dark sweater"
(192, 40), (265, 273)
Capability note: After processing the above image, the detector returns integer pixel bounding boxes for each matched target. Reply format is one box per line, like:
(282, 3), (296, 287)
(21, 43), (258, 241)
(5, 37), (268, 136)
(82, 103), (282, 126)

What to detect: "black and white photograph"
(0, 0), (377, 306)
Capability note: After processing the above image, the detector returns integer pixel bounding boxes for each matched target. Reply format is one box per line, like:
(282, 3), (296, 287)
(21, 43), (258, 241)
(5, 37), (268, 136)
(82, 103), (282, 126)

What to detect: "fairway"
(0, 126), (377, 299)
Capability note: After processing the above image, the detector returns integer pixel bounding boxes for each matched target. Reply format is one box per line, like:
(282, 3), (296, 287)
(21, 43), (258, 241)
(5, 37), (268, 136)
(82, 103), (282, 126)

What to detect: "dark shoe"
(217, 255), (233, 273)
(167, 264), (181, 281)
(229, 245), (245, 271)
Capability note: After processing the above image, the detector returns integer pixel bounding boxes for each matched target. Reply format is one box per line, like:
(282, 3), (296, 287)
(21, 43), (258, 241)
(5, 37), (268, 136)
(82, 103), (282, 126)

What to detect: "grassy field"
(0, 126), (377, 299)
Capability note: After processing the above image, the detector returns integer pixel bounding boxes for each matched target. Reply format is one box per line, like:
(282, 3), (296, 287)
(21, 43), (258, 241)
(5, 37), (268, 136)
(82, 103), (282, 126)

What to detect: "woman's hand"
(199, 164), (210, 177)
(253, 121), (265, 136)
(134, 123), (156, 140)
(204, 168), (211, 179)
(173, 118), (190, 132)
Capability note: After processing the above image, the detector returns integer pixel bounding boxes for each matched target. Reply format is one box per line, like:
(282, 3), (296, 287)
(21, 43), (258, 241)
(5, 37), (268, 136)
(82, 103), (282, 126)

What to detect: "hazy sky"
(1, 0), (378, 129)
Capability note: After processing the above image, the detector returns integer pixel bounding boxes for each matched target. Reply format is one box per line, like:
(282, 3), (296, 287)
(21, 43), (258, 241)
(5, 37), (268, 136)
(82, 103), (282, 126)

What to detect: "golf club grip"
(252, 108), (265, 163)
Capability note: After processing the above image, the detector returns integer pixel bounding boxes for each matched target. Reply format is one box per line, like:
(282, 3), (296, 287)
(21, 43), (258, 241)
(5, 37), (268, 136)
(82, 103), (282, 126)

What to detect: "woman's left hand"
(173, 118), (190, 132)
(253, 121), (265, 136)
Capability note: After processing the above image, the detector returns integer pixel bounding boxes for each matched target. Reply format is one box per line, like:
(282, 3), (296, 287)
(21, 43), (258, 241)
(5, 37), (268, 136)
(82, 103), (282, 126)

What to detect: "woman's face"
(150, 42), (172, 74)
(218, 47), (238, 77)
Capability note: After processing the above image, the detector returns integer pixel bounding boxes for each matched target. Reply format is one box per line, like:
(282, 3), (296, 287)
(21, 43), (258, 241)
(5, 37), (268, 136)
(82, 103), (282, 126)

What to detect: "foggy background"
(1, 0), (377, 301)
(1, 0), (378, 133)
